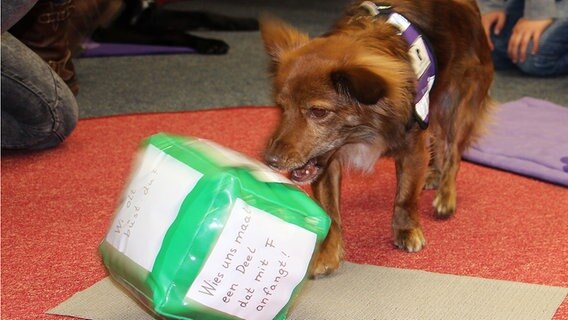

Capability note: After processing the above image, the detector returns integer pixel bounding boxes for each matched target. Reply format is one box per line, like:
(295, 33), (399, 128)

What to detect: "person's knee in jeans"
(1, 32), (78, 150)
(515, 42), (556, 76)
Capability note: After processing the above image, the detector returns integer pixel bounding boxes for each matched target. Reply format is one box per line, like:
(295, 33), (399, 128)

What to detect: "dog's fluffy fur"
(260, 0), (494, 277)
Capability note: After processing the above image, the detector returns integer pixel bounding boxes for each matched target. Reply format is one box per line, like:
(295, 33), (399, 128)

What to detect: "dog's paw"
(309, 249), (342, 279)
(424, 169), (440, 190)
(433, 189), (457, 218)
(394, 227), (426, 252)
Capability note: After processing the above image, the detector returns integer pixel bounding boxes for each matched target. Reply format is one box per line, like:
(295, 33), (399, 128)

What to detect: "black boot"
(10, 0), (79, 95)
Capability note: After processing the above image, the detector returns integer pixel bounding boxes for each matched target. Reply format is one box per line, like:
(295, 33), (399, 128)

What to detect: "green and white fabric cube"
(100, 133), (330, 320)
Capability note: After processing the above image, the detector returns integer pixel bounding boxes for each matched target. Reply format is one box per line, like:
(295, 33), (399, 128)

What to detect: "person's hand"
(481, 11), (506, 50)
(508, 17), (553, 63)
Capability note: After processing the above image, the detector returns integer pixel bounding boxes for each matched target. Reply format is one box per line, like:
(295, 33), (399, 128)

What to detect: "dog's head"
(261, 16), (417, 184)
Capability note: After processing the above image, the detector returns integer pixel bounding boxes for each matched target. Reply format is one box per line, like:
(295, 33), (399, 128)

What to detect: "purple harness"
(360, 1), (437, 129)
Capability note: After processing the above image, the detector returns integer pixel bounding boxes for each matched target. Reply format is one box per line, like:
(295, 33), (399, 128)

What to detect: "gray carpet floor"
(74, 0), (567, 119)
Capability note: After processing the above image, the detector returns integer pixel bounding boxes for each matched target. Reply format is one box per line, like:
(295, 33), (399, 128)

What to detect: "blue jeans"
(1, 32), (78, 150)
(490, 0), (568, 76)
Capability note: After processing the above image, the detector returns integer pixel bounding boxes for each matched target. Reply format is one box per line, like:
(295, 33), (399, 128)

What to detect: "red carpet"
(2, 107), (567, 319)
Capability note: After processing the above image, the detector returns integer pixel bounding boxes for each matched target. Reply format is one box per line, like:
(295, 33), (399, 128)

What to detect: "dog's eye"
(308, 107), (330, 119)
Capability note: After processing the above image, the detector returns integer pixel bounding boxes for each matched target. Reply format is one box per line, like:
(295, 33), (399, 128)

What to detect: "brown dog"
(260, 0), (494, 277)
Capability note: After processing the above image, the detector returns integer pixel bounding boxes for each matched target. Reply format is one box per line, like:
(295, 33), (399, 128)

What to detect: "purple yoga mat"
(463, 97), (568, 187)
(79, 40), (195, 57)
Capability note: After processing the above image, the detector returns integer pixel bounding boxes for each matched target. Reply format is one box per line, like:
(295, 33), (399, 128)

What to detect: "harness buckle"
(360, 1), (393, 16)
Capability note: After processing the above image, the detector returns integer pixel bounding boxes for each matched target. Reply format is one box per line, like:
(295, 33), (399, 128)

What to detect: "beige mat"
(48, 262), (567, 320)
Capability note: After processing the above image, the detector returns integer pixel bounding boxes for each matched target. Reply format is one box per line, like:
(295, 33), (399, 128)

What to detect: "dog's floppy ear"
(331, 67), (388, 105)
(260, 15), (310, 65)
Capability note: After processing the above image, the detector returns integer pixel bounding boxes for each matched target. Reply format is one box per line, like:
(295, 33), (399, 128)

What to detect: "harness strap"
(360, 1), (437, 129)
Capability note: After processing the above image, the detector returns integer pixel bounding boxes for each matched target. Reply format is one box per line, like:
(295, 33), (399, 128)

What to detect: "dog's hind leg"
(433, 82), (493, 218)
(432, 137), (461, 218)
(431, 91), (469, 219)
(424, 134), (443, 190)
(310, 158), (343, 278)
(393, 132), (429, 252)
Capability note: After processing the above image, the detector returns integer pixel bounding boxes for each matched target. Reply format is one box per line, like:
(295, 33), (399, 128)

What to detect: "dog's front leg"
(310, 157), (342, 278)
(392, 137), (429, 252)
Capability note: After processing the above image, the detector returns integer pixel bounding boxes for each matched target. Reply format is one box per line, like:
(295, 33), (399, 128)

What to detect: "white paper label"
(105, 145), (203, 271)
(415, 75), (435, 122)
(387, 13), (410, 33)
(186, 198), (317, 320)
(409, 36), (431, 79)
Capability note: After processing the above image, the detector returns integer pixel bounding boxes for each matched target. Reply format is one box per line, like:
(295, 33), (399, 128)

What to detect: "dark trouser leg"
(1, 33), (78, 150)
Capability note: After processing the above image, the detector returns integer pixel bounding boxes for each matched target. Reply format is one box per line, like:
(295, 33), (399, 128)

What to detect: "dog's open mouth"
(289, 158), (322, 184)
(267, 150), (335, 185)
